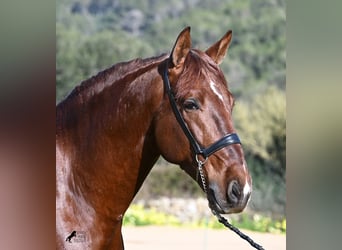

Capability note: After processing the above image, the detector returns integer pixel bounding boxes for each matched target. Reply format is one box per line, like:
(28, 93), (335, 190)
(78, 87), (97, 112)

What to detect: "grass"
(123, 204), (286, 234)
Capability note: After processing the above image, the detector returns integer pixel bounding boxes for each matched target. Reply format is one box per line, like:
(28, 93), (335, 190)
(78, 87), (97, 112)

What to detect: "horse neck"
(56, 58), (166, 220)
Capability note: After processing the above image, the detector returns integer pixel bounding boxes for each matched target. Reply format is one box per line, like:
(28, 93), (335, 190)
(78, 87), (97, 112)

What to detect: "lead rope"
(196, 156), (265, 250)
(211, 210), (265, 250)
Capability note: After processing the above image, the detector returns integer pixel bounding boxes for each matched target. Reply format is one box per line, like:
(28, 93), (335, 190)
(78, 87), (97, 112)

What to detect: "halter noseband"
(162, 63), (241, 164)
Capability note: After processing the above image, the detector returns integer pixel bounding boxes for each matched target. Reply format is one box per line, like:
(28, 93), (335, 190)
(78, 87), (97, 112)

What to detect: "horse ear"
(169, 26), (191, 68)
(205, 30), (232, 65)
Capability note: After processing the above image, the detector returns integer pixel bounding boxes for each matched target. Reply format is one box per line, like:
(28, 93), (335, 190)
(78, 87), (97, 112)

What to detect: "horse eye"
(183, 98), (200, 111)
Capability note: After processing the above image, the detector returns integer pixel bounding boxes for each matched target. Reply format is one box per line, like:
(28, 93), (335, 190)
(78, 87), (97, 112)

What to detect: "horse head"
(155, 27), (252, 214)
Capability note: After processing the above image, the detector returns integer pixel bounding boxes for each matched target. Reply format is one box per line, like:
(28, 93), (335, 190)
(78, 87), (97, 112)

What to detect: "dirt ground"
(122, 226), (285, 250)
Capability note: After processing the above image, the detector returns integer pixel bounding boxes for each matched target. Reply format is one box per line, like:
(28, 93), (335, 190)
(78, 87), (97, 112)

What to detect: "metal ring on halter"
(195, 154), (208, 166)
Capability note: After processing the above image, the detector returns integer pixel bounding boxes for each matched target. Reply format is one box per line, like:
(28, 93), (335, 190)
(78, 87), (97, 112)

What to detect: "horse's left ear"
(205, 30), (232, 65)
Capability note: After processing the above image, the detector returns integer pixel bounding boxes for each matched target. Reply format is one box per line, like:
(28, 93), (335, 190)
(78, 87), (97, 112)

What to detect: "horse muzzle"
(207, 179), (251, 214)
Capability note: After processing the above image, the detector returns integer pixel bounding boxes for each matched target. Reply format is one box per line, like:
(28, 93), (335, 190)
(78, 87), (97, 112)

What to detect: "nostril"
(232, 182), (241, 198)
(228, 181), (241, 204)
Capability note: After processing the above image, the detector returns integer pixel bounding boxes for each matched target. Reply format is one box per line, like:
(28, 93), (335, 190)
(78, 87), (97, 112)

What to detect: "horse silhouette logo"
(65, 231), (76, 242)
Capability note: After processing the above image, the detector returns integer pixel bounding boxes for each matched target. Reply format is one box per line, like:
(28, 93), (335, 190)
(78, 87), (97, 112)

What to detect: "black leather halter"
(162, 63), (241, 161)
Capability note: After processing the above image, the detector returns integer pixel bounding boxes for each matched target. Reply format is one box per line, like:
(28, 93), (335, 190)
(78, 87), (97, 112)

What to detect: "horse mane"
(58, 53), (169, 106)
(56, 53), (168, 133)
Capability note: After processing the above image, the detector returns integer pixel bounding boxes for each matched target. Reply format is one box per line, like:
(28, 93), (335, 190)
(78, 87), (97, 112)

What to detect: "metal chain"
(195, 154), (208, 193)
(195, 155), (265, 250)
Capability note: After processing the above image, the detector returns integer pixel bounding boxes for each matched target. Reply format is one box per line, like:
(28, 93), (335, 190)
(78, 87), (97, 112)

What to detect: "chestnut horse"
(56, 27), (252, 249)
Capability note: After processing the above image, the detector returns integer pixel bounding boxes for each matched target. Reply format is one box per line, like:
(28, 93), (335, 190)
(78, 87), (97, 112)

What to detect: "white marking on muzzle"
(243, 178), (251, 197)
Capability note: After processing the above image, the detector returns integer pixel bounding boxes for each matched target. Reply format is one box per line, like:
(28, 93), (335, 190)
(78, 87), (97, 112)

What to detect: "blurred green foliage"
(123, 204), (286, 233)
(123, 204), (181, 226)
(231, 213), (286, 233)
(56, 0), (285, 217)
(234, 86), (286, 175)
